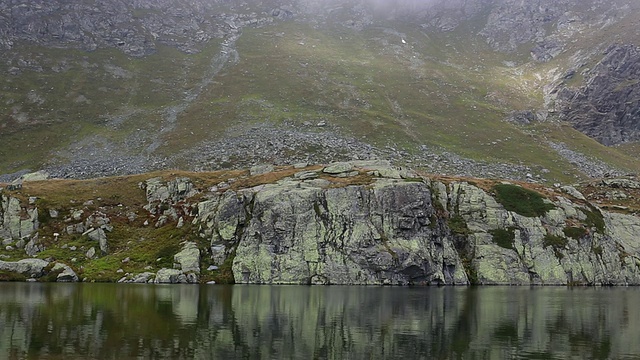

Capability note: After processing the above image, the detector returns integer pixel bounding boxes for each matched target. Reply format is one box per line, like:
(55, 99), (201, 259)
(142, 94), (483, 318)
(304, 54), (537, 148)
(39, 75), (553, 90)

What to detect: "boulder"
(86, 228), (108, 254)
(154, 268), (184, 284)
(323, 162), (354, 174)
(0, 259), (49, 278)
(174, 242), (201, 274)
(51, 263), (79, 282)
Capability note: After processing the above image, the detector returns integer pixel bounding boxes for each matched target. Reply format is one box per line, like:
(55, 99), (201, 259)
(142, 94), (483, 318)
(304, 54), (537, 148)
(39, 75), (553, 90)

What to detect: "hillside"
(1, 0), (640, 184)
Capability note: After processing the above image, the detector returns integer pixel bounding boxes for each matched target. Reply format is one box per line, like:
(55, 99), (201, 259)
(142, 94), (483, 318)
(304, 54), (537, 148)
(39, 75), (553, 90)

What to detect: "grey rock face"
(0, 195), (39, 241)
(551, 45), (640, 145)
(174, 242), (201, 274)
(0, 259), (49, 278)
(192, 176), (640, 285)
(144, 177), (198, 206)
(0, 0), (274, 56)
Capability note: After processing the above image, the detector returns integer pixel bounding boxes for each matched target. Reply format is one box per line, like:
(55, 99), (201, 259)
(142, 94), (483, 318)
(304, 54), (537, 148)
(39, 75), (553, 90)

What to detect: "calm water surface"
(0, 284), (639, 359)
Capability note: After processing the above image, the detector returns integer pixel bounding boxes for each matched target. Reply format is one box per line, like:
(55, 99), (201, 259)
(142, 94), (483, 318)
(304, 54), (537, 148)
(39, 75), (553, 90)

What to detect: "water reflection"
(0, 284), (639, 359)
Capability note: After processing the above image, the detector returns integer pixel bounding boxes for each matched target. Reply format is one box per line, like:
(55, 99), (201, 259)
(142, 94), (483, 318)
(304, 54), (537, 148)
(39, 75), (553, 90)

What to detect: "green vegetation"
(543, 234), (569, 260)
(563, 226), (587, 240)
(592, 245), (603, 257)
(489, 228), (516, 250)
(36, 262), (66, 282)
(0, 270), (27, 282)
(582, 206), (605, 234)
(448, 215), (470, 235)
(493, 184), (555, 217)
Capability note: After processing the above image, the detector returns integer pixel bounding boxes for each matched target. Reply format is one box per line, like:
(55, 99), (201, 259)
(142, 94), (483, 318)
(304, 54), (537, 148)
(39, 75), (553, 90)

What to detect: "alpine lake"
(1, 284), (639, 359)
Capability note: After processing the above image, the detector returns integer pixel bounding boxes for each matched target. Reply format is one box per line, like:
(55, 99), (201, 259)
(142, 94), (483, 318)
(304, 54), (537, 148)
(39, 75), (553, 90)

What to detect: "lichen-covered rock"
(550, 45), (640, 145)
(52, 263), (79, 282)
(0, 259), (49, 278)
(86, 228), (109, 254)
(1, 195), (39, 241)
(226, 179), (469, 285)
(155, 268), (184, 284)
(193, 178), (640, 285)
(174, 242), (200, 274)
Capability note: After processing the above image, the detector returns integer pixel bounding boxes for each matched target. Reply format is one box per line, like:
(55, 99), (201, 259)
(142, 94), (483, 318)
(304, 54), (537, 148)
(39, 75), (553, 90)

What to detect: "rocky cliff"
(1, 162), (639, 285)
(548, 44), (640, 146)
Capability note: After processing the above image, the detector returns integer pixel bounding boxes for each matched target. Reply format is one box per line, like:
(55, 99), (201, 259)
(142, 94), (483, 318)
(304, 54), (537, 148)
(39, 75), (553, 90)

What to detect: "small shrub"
(493, 184), (555, 217)
(582, 206), (605, 234)
(448, 215), (470, 235)
(563, 226), (587, 240)
(212, 248), (236, 284)
(543, 234), (568, 260)
(592, 245), (603, 257)
(489, 228), (516, 250)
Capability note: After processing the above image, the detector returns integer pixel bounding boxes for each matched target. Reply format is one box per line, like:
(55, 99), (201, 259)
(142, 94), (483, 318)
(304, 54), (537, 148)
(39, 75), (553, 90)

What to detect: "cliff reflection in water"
(1, 284), (639, 359)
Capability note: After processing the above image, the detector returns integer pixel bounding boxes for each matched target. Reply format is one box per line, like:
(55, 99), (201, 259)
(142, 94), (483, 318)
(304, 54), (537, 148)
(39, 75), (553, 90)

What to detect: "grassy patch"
(493, 184), (555, 217)
(0, 270), (27, 282)
(489, 228), (516, 250)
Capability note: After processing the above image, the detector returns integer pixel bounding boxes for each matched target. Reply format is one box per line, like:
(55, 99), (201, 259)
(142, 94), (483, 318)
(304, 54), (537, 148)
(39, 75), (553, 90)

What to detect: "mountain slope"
(1, 0), (639, 183)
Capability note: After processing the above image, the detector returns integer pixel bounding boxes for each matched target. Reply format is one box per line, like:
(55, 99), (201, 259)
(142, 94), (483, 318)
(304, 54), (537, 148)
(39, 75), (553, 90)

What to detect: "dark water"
(1, 284), (639, 359)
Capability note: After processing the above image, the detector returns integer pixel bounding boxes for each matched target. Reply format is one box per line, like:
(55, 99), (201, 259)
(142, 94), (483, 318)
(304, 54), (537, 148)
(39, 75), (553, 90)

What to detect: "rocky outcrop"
(549, 44), (640, 145)
(191, 166), (640, 285)
(2, 165), (640, 285)
(0, 194), (39, 242)
(0, 0), (275, 56)
(0, 259), (48, 278)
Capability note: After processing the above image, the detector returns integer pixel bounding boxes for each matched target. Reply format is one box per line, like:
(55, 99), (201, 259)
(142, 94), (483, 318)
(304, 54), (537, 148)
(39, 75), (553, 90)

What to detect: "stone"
(561, 185), (586, 201)
(86, 228), (108, 254)
(0, 259), (49, 278)
(323, 162), (354, 174)
(132, 272), (155, 283)
(52, 263), (79, 282)
(24, 237), (44, 256)
(294, 171), (318, 180)
(174, 242), (201, 274)
(250, 164), (275, 176)
(154, 268), (183, 284)
(20, 171), (49, 182)
(86, 247), (96, 259)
